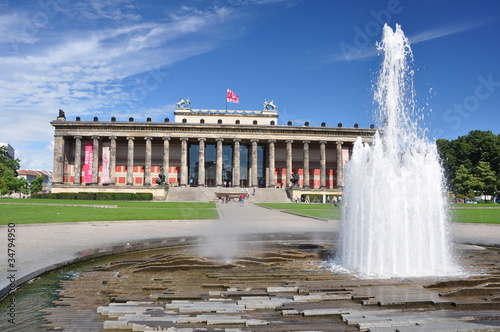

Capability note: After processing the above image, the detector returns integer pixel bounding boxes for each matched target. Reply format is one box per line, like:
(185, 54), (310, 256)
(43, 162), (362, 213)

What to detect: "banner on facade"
(101, 142), (110, 184)
(83, 142), (93, 184)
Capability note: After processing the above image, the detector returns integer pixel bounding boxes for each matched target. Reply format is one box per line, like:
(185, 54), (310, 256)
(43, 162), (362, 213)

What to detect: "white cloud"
(329, 19), (494, 63)
(409, 18), (495, 44)
(0, 3), (249, 170)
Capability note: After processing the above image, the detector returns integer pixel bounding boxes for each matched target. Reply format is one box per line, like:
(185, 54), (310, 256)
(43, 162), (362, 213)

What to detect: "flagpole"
(225, 87), (228, 111)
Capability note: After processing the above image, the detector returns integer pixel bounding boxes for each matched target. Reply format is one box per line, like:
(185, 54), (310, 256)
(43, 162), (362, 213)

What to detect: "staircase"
(165, 187), (290, 203)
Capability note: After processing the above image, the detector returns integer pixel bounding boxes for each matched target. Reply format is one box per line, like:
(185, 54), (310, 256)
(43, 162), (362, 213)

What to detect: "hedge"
(32, 192), (153, 201)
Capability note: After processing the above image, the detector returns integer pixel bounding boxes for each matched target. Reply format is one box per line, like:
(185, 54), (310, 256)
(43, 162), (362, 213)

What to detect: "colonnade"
(54, 135), (346, 188)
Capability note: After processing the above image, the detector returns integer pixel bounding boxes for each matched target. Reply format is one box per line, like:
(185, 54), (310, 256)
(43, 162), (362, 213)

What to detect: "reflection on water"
(0, 270), (83, 332)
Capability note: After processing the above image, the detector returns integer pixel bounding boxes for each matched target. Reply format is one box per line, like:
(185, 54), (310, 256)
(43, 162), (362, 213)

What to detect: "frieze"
(52, 122), (375, 138)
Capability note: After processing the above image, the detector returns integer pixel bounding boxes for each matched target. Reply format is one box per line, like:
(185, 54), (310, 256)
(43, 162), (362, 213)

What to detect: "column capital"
(91, 135), (100, 140)
(302, 140), (310, 144)
(268, 139), (276, 144)
(180, 137), (189, 142)
(337, 141), (344, 145)
(144, 137), (153, 142)
(233, 138), (241, 143)
(198, 137), (206, 142)
(127, 136), (135, 141)
(163, 136), (171, 141)
(109, 135), (117, 140)
(319, 140), (327, 145)
(216, 138), (224, 142)
(286, 139), (293, 144)
(251, 139), (259, 143)
(74, 135), (82, 140)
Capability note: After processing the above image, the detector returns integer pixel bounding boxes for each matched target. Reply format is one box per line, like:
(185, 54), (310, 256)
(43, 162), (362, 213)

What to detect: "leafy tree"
(474, 161), (498, 197)
(451, 164), (478, 197)
(29, 176), (45, 194)
(437, 130), (500, 199)
(0, 146), (26, 195)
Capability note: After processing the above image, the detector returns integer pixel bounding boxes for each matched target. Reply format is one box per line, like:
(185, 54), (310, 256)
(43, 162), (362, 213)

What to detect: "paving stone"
(293, 293), (352, 302)
(302, 308), (350, 316)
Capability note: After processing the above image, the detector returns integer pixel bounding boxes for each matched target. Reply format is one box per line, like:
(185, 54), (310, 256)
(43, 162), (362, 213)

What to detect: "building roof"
(18, 170), (53, 177)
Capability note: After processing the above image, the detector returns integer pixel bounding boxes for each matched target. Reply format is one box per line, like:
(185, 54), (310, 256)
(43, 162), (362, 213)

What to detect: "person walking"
(239, 193), (245, 207)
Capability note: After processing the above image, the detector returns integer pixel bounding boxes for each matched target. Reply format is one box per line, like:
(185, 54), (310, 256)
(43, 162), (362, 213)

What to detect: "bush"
(31, 192), (153, 201)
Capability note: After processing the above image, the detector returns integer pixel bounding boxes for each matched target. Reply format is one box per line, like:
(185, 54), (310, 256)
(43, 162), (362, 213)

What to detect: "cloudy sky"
(1, 0), (499, 170)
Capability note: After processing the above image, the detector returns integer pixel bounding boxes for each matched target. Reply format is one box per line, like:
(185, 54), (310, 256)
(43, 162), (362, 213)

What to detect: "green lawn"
(449, 208), (500, 224)
(259, 203), (500, 224)
(259, 203), (336, 210)
(0, 200), (218, 225)
(258, 203), (341, 220)
(1, 198), (215, 208)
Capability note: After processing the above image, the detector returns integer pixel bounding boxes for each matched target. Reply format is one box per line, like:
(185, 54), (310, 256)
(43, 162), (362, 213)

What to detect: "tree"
(475, 161), (498, 197)
(451, 164), (478, 197)
(437, 130), (500, 198)
(29, 176), (45, 194)
(0, 146), (26, 195)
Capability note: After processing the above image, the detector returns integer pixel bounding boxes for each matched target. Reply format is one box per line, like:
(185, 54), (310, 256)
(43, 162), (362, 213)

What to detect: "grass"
(0, 199), (218, 225)
(258, 203), (335, 210)
(259, 203), (500, 224)
(1, 200), (498, 225)
(449, 208), (500, 224)
(1, 198), (215, 208)
(258, 203), (341, 220)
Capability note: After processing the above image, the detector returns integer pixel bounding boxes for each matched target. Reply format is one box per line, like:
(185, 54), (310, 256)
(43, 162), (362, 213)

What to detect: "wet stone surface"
(41, 234), (500, 332)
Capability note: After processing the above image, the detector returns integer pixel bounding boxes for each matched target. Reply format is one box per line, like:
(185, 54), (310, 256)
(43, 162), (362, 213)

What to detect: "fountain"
(338, 24), (459, 278)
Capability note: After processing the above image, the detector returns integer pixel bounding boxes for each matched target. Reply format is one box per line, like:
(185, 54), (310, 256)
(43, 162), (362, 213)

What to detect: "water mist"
(338, 24), (459, 278)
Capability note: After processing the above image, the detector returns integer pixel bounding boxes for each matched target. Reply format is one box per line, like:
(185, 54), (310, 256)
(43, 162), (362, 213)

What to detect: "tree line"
(0, 146), (44, 196)
(436, 130), (500, 201)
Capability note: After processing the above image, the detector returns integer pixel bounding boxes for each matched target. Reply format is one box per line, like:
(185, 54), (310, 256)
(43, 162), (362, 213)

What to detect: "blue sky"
(1, 0), (499, 170)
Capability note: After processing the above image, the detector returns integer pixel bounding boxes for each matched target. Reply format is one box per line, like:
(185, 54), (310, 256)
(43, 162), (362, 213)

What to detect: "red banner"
(83, 142), (93, 184)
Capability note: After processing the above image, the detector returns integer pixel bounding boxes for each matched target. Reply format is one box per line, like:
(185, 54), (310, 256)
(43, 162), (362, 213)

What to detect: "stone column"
(144, 137), (152, 186)
(215, 138), (224, 187)
(180, 138), (189, 186)
(198, 138), (206, 186)
(109, 136), (117, 185)
(336, 141), (344, 187)
(91, 136), (100, 185)
(320, 140), (327, 188)
(251, 139), (258, 187)
(232, 139), (241, 187)
(302, 140), (310, 188)
(286, 140), (293, 187)
(268, 140), (276, 187)
(52, 135), (65, 184)
(126, 137), (135, 185)
(163, 137), (170, 185)
(73, 136), (82, 184)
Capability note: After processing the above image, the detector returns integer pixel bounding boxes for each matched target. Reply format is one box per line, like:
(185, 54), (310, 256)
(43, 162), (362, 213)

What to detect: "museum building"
(50, 105), (376, 200)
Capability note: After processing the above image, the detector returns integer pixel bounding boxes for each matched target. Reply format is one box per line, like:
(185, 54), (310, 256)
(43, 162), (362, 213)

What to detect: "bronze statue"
(156, 167), (166, 185)
(290, 173), (300, 187)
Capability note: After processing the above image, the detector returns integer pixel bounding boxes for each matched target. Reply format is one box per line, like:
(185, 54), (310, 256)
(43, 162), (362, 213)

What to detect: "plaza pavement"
(1, 201), (499, 299)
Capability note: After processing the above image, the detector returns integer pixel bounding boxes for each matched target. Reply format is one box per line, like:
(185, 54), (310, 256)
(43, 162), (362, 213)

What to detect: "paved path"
(1, 202), (499, 299)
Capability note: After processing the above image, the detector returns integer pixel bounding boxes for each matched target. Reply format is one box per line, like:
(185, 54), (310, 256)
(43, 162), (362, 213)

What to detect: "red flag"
(226, 88), (240, 103)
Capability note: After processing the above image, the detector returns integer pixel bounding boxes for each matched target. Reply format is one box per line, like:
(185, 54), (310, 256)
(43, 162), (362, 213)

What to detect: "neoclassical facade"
(51, 107), (375, 199)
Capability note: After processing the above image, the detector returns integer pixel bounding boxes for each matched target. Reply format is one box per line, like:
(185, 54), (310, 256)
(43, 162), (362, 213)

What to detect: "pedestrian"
(332, 196), (337, 207)
(252, 187), (256, 196)
(239, 193), (245, 207)
(295, 196), (299, 203)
